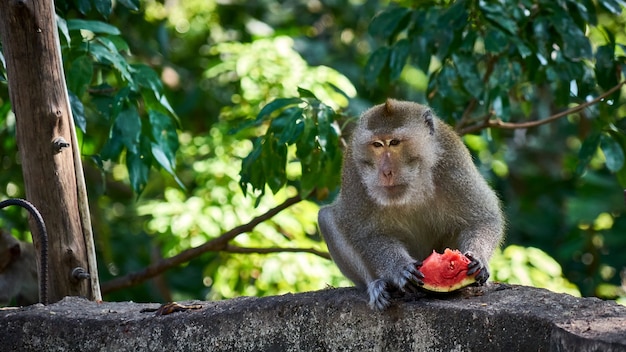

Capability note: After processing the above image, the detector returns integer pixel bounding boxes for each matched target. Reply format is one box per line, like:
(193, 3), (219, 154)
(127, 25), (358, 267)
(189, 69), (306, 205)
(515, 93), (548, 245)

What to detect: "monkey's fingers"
(401, 262), (424, 292)
(473, 266), (490, 284)
(464, 251), (490, 284)
(466, 263), (481, 275)
(367, 279), (391, 310)
(464, 251), (482, 274)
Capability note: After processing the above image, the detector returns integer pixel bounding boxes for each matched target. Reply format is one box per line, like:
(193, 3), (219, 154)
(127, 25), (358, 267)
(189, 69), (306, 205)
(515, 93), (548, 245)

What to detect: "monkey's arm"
(453, 189), (504, 284)
(319, 206), (423, 309)
(458, 220), (503, 284)
(436, 135), (505, 285)
(0, 268), (21, 306)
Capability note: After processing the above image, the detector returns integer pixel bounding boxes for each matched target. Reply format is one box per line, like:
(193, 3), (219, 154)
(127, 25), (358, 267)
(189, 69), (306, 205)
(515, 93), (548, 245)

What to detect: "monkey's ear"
(423, 110), (435, 135)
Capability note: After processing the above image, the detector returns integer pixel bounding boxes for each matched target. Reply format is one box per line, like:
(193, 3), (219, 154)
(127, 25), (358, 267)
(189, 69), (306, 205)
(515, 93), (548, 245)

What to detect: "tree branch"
(458, 80), (626, 135)
(223, 244), (332, 260)
(101, 194), (303, 294)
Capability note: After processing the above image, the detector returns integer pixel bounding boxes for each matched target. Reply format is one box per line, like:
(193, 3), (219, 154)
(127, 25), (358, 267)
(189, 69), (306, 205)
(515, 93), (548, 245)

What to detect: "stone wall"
(1, 284), (625, 351)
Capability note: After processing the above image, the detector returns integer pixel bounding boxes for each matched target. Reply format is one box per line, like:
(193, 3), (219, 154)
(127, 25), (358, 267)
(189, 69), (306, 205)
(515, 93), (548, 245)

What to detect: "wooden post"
(0, 0), (100, 302)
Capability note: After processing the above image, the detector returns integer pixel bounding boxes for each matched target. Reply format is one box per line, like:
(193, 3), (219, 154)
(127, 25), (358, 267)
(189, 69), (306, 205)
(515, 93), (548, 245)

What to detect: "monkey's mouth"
(381, 185), (406, 197)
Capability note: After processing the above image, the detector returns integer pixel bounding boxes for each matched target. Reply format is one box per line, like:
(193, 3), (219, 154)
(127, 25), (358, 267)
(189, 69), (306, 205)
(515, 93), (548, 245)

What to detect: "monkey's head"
(351, 99), (439, 207)
(0, 230), (21, 272)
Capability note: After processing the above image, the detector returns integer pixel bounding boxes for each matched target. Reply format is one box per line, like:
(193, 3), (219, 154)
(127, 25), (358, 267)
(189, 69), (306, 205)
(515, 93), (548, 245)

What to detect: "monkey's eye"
(372, 141), (384, 148)
(389, 139), (400, 146)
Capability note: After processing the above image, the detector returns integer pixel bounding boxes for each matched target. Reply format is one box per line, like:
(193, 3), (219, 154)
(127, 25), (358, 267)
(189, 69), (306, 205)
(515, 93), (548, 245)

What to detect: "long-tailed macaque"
(318, 99), (504, 310)
(0, 198), (48, 305)
(0, 230), (39, 306)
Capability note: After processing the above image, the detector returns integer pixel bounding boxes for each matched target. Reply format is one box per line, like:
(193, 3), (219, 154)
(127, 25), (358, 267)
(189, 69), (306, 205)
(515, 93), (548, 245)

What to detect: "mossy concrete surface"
(0, 284), (625, 351)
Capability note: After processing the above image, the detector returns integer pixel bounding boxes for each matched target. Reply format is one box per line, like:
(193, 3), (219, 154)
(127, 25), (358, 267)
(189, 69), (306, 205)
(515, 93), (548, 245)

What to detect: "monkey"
(0, 230), (39, 306)
(318, 99), (504, 310)
(0, 198), (48, 305)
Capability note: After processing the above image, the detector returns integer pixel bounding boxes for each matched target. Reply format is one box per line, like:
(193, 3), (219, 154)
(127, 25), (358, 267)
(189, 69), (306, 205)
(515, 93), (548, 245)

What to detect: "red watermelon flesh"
(420, 248), (478, 292)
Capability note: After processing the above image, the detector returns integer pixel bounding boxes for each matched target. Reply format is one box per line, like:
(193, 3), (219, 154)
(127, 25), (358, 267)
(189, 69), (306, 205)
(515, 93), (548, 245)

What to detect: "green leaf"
(551, 14), (592, 60)
(410, 36), (431, 73)
(111, 86), (131, 119)
(68, 91), (87, 133)
(239, 139), (265, 196)
(599, 0), (626, 15)
(297, 87), (317, 99)
(149, 110), (178, 162)
(576, 133), (601, 175)
(300, 150), (321, 196)
(94, 0), (113, 18)
(491, 93), (511, 121)
(118, 0), (140, 10)
(89, 38), (133, 82)
(483, 12), (518, 35)
(56, 15), (70, 45)
(595, 44), (618, 91)
(261, 137), (287, 194)
(132, 64), (163, 92)
(570, 0), (597, 26)
(151, 143), (185, 189)
(276, 108), (305, 145)
(257, 98), (304, 122)
(488, 58), (521, 92)
(76, 0), (91, 14)
(616, 163), (626, 188)
(316, 107), (332, 152)
(600, 133), (625, 172)
(116, 108), (142, 154)
(430, 64), (465, 103)
(364, 47), (390, 88)
(389, 39), (410, 81)
(433, 30), (454, 58)
(369, 7), (412, 40)
(106, 36), (131, 53)
(615, 117), (626, 133)
(452, 54), (483, 99)
(511, 38), (532, 58)
(66, 19), (120, 35)
(296, 112), (318, 158)
(67, 55), (93, 97)
(484, 29), (508, 54)
(438, 0), (468, 31)
(100, 132), (123, 161)
(126, 145), (151, 194)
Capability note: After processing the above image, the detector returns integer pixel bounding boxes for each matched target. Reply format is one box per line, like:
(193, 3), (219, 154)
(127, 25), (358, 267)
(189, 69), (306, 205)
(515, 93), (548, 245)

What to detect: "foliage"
(491, 245), (581, 297)
(56, 0), (181, 194)
(132, 127), (349, 300)
(239, 93), (344, 200)
(0, 0), (625, 305)
(201, 36), (355, 200)
(95, 20), (357, 301)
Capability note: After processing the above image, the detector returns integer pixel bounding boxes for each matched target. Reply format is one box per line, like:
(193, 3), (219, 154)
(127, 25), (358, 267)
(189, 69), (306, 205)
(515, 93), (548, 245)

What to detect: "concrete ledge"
(1, 284), (625, 351)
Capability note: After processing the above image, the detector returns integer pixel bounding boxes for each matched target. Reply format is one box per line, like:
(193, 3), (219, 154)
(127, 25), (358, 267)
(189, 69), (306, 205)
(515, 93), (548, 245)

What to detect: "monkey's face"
(352, 121), (438, 207)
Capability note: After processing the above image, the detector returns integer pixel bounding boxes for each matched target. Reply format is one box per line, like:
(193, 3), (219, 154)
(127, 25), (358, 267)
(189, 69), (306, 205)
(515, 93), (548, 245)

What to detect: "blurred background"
(0, 0), (624, 305)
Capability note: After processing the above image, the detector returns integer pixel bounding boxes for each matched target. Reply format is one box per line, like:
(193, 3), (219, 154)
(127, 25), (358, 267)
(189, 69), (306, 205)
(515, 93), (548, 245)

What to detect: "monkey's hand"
(367, 279), (391, 310)
(465, 251), (489, 284)
(367, 261), (424, 310)
(395, 261), (424, 293)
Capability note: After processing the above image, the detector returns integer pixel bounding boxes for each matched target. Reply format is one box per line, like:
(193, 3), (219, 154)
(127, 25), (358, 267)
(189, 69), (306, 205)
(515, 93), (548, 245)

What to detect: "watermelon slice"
(420, 248), (478, 292)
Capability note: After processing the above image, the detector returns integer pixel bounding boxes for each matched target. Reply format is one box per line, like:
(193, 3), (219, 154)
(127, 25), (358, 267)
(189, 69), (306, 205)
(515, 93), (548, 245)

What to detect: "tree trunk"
(0, 0), (99, 302)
